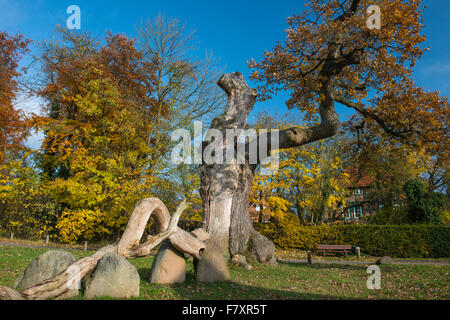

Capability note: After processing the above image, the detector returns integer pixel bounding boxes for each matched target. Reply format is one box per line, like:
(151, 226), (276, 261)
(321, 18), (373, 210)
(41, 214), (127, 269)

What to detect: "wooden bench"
(316, 245), (353, 257)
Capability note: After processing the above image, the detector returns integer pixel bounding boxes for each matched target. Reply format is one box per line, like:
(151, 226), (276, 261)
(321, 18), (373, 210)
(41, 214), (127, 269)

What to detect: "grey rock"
(150, 240), (186, 284)
(249, 233), (277, 264)
(231, 254), (253, 270)
(266, 257), (278, 265)
(15, 250), (75, 292)
(13, 273), (24, 290)
(196, 240), (231, 282)
(376, 256), (394, 265)
(84, 252), (140, 299)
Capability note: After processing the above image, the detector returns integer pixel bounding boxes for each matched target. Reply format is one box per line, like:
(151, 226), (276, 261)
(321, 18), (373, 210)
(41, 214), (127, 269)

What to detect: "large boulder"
(150, 240), (186, 284)
(231, 254), (252, 270)
(249, 233), (277, 264)
(195, 239), (231, 282)
(376, 256), (394, 265)
(15, 250), (75, 292)
(84, 252), (140, 299)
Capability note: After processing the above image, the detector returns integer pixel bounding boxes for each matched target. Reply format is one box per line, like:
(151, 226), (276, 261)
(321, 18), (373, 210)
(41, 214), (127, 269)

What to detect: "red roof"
(346, 166), (373, 188)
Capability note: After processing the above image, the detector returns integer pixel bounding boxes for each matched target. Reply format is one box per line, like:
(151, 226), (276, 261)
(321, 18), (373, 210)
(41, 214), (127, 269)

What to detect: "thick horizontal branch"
(246, 69), (340, 164)
(335, 96), (416, 139)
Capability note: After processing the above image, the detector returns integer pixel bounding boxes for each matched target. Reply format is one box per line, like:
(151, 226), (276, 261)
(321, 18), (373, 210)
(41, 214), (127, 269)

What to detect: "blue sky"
(1, 0), (449, 146)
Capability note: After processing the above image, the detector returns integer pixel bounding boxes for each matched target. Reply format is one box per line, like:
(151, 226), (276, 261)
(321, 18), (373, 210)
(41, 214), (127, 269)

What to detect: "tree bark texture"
(200, 70), (340, 263)
(199, 72), (269, 261)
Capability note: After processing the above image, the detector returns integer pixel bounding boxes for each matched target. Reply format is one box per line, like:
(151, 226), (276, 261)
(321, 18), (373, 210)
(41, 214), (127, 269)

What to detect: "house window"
(343, 206), (363, 221)
(343, 210), (352, 220)
(355, 188), (363, 195)
(355, 206), (363, 218)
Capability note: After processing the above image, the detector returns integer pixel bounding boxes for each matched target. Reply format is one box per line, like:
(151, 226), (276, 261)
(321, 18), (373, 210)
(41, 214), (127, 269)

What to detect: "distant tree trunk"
(296, 198), (307, 225)
(319, 193), (329, 224)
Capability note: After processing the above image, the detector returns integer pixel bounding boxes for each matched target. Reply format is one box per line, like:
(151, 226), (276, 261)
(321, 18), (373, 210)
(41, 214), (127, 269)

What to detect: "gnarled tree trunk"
(199, 72), (271, 262)
(199, 70), (339, 265)
(200, 161), (257, 258)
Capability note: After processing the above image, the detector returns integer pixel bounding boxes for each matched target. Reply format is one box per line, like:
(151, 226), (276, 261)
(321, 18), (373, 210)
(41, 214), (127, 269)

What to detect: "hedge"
(256, 222), (450, 258)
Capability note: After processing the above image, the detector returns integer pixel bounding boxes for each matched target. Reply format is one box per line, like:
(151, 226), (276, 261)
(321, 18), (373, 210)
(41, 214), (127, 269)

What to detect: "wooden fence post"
(355, 246), (361, 260)
(307, 250), (312, 264)
(45, 235), (49, 245)
(84, 241), (88, 251)
(10, 232), (14, 240)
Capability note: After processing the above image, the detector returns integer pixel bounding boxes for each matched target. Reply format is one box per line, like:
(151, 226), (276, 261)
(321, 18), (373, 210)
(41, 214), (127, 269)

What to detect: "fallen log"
(2, 198), (206, 300)
(0, 286), (25, 300)
(23, 244), (117, 300)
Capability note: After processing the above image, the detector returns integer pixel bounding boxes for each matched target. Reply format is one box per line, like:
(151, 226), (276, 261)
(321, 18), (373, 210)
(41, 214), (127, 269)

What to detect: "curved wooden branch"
(169, 228), (206, 259)
(117, 198), (172, 258)
(0, 286), (25, 300)
(118, 198), (205, 259)
(4, 198), (206, 300)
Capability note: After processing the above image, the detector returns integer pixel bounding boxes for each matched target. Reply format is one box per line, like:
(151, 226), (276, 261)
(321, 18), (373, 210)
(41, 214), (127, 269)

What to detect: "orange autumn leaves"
(0, 32), (30, 164)
(1, 1), (449, 243)
(249, 0), (448, 159)
(0, 23), (213, 243)
(31, 28), (165, 243)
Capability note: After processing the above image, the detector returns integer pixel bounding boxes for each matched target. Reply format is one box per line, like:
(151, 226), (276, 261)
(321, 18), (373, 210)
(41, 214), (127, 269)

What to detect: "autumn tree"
(32, 28), (162, 242)
(249, 114), (293, 224)
(136, 14), (225, 178)
(199, 0), (449, 267)
(0, 32), (35, 237)
(420, 154), (449, 194)
(0, 156), (61, 239)
(0, 32), (30, 165)
(134, 14), (225, 239)
(404, 178), (447, 224)
(32, 18), (224, 243)
(250, 114), (350, 225)
(352, 140), (426, 205)
(292, 136), (351, 224)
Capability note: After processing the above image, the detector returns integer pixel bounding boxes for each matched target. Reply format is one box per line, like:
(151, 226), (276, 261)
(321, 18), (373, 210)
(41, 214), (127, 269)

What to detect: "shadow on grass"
(136, 267), (350, 300)
(276, 260), (367, 271)
(276, 261), (396, 274)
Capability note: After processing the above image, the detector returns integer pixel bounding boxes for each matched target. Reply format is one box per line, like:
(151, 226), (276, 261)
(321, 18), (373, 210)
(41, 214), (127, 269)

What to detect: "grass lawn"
(274, 248), (450, 263)
(0, 245), (448, 300)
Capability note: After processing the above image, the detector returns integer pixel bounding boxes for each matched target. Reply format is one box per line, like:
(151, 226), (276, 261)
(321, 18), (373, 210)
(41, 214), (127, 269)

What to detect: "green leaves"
(404, 179), (447, 224)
